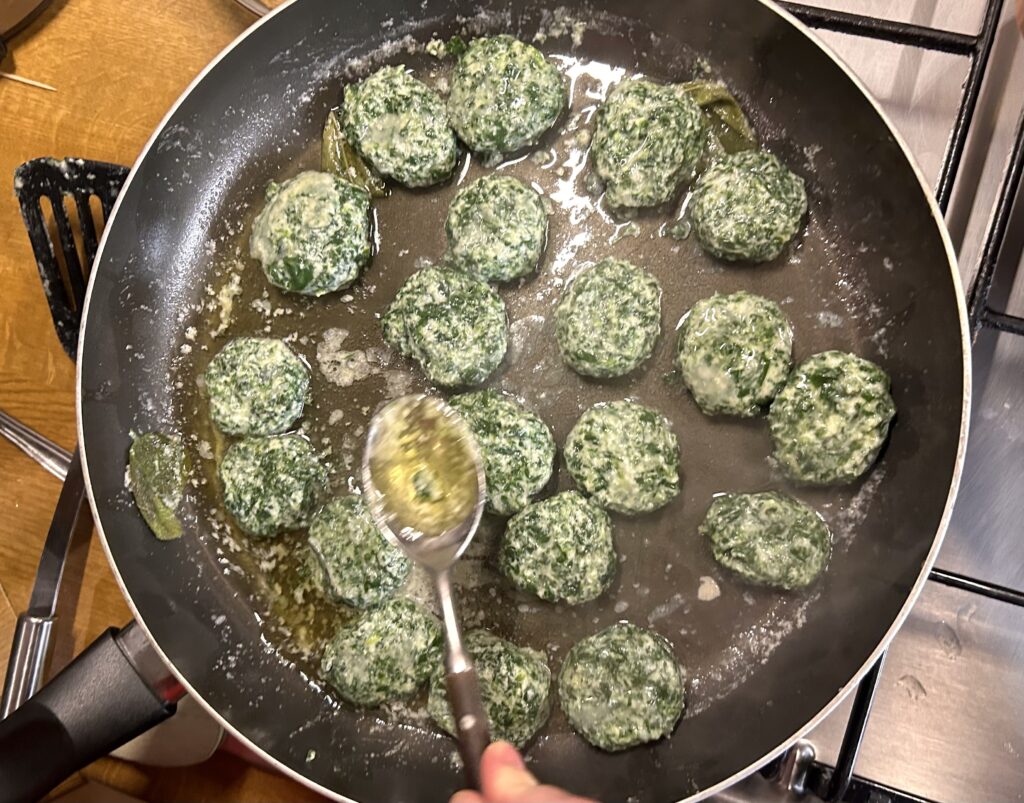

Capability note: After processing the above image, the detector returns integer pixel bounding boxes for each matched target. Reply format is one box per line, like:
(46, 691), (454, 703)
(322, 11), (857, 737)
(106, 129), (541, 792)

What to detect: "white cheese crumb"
(697, 576), (721, 601)
(212, 273), (242, 336)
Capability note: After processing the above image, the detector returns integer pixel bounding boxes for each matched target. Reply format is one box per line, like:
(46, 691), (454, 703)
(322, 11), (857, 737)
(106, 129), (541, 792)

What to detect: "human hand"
(449, 741), (599, 803)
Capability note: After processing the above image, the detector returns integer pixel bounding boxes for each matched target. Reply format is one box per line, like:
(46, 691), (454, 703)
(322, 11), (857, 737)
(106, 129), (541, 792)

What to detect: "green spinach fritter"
(343, 65), (457, 188)
(448, 390), (554, 516)
(322, 597), (442, 707)
(499, 491), (616, 605)
(249, 171), (372, 296)
(448, 35), (567, 155)
(700, 491), (831, 589)
(380, 265), (508, 387)
(690, 150), (807, 262)
(675, 292), (793, 417)
(558, 622), (684, 751)
(768, 350), (896, 485)
(446, 175), (548, 283)
(204, 337), (309, 436)
(565, 401), (680, 514)
(556, 258), (662, 378)
(591, 79), (706, 208)
(428, 629), (551, 748)
(307, 495), (411, 609)
(219, 435), (327, 537)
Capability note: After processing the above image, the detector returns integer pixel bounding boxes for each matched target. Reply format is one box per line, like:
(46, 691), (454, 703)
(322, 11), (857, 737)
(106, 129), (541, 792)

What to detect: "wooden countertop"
(0, 1), (322, 799)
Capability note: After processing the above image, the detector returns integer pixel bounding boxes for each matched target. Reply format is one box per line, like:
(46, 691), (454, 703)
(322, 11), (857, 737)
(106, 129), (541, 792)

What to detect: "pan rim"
(75, 0), (972, 800)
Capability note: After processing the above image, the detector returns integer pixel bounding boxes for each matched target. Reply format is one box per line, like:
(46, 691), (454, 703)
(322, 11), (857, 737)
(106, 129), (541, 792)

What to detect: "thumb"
(480, 741), (539, 801)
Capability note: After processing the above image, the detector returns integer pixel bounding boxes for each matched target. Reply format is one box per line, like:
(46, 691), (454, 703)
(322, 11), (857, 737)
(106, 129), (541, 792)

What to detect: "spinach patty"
(219, 435), (327, 537)
(307, 495), (411, 609)
(676, 292), (793, 417)
(448, 35), (567, 155)
(690, 150), (807, 262)
(558, 622), (684, 752)
(769, 351), (896, 485)
(700, 491), (831, 590)
(249, 171), (372, 296)
(499, 491), (616, 605)
(322, 597), (442, 707)
(204, 337), (309, 436)
(446, 175), (548, 283)
(427, 629), (551, 748)
(381, 265), (508, 387)
(448, 390), (554, 516)
(556, 258), (662, 378)
(565, 401), (680, 514)
(591, 79), (706, 208)
(343, 65), (457, 188)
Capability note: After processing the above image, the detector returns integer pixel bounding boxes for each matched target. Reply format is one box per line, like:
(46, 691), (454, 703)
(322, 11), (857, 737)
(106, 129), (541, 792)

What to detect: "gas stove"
(10, 1), (1024, 801)
(719, 2), (1024, 801)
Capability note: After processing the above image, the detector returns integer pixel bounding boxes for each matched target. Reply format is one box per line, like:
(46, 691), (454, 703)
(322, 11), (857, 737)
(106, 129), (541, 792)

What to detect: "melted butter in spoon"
(367, 396), (479, 540)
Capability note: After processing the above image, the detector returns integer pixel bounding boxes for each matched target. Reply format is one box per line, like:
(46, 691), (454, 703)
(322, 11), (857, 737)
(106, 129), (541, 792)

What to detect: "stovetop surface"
(759, 2), (1024, 802)
(8, 2), (1023, 801)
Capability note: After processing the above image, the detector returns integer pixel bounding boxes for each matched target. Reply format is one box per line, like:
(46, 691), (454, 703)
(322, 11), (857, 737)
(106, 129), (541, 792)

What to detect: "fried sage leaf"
(681, 80), (757, 155)
(129, 432), (186, 541)
(321, 108), (388, 198)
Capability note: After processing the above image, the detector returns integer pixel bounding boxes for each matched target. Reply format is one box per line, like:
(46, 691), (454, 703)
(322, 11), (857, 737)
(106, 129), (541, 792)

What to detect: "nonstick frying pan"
(0, 1), (969, 801)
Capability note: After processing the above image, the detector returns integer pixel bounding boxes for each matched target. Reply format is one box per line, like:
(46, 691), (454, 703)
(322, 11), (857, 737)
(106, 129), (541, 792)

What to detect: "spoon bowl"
(362, 394), (485, 570)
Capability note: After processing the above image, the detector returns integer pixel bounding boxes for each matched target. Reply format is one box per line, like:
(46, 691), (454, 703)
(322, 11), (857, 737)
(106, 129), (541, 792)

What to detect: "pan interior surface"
(78, 1), (966, 801)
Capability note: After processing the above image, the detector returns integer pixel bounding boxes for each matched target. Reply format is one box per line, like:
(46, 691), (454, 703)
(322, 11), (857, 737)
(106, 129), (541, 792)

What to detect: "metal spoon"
(362, 394), (491, 788)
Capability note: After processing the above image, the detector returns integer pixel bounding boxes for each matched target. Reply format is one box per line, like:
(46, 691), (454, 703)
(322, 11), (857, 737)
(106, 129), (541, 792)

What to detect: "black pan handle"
(0, 623), (178, 803)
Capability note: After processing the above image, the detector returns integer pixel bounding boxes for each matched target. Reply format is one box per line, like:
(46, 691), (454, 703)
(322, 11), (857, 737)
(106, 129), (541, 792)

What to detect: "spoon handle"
(445, 659), (491, 788)
(435, 570), (491, 788)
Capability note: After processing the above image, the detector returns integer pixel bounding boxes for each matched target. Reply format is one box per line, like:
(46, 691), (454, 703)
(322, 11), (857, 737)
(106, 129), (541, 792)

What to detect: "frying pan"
(0, 0), (970, 801)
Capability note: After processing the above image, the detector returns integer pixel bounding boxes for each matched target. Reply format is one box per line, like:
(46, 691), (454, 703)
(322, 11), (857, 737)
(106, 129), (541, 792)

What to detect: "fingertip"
(449, 791), (485, 803)
(482, 740), (527, 772)
(483, 741), (524, 766)
(480, 741), (539, 801)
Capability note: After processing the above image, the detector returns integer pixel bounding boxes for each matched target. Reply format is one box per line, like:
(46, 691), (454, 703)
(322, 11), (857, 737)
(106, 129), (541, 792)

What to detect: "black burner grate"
(967, 107), (1024, 337)
(12, 3), (1024, 802)
(778, 3), (1024, 802)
